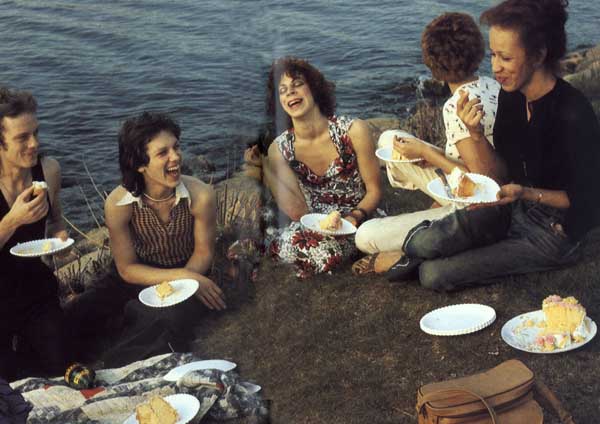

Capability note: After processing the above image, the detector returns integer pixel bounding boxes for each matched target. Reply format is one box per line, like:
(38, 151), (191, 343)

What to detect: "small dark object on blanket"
(64, 363), (96, 390)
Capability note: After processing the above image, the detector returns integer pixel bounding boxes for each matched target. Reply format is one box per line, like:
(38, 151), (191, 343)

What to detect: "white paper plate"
(163, 360), (237, 381)
(501, 310), (597, 354)
(427, 173), (500, 204)
(420, 304), (496, 336)
(138, 279), (199, 308)
(10, 237), (74, 257)
(375, 147), (423, 164)
(123, 393), (200, 424)
(300, 213), (357, 236)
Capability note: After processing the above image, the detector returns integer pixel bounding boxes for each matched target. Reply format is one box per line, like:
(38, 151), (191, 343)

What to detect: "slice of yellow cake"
(135, 396), (179, 424)
(448, 167), (478, 198)
(536, 295), (589, 350)
(155, 281), (175, 299)
(319, 211), (342, 231)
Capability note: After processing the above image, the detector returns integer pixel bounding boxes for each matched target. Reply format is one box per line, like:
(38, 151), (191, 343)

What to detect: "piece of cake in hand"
(32, 181), (48, 197)
(447, 167), (478, 197)
(536, 295), (589, 350)
(319, 211), (342, 231)
(135, 395), (179, 424)
(155, 281), (175, 299)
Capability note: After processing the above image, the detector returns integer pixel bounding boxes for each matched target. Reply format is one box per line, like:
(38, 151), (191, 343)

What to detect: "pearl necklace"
(143, 191), (175, 202)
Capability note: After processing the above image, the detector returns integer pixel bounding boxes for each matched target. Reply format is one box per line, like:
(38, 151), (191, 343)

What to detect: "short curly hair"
(421, 13), (485, 83)
(118, 111), (181, 196)
(480, 0), (568, 73)
(0, 86), (37, 146)
(266, 57), (336, 134)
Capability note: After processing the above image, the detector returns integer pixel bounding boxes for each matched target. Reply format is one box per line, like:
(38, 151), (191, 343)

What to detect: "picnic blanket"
(9, 353), (268, 423)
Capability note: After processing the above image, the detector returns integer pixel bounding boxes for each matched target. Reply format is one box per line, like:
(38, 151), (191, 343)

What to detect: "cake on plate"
(135, 395), (179, 424)
(319, 211), (342, 231)
(535, 295), (590, 351)
(447, 167), (478, 197)
(155, 281), (175, 299)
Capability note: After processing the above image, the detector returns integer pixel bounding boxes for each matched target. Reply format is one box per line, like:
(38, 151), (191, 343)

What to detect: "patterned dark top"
(275, 116), (366, 215)
(117, 183), (195, 267)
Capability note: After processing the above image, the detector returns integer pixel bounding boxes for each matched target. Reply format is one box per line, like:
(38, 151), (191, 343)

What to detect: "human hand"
(393, 135), (426, 159)
(456, 90), (485, 139)
(343, 215), (358, 228)
(6, 186), (49, 228)
(51, 229), (72, 257)
(194, 275), (227, 311)
(467, 183), (523, 210)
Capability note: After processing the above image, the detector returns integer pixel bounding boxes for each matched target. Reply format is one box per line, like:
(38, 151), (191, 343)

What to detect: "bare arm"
(264, 142), (308, 221)
(184, 177), (216, 276)
(346, 119), (381, 225)
(42, 157), (68, 240)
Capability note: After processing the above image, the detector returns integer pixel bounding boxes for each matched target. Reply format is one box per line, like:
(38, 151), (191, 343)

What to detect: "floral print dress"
(267, 116), (366, 278)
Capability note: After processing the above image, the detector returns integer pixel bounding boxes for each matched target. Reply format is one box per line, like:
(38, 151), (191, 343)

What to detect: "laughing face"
(278, 73), (316, 119)
(0, 112), (40, 170)
(137, 130), (182, 192)
(489, 26), (536, 94)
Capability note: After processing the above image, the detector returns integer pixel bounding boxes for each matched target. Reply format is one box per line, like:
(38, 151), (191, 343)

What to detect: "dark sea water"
(1, 0), (598, 228)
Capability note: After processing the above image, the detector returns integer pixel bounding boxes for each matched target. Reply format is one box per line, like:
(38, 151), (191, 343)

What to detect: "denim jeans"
(403, 200), (581, 291)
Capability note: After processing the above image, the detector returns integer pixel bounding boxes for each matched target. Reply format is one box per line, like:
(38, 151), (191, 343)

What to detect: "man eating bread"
(0, 86), (69, 381)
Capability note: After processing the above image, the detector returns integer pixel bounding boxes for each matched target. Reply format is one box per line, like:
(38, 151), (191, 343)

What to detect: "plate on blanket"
(501, 310), (597, 354)
(123, 393), (200, 424)
(300, 213), (357, 236)
(10, 237), (74, 257)
(427, 173), (500, 204)
(138, 279), (199, 308)
(420, 304), (496, 336)
(163, 359), (237, 381)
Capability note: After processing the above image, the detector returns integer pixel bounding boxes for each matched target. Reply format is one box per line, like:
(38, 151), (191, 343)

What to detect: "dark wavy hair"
(421, 13), (485, 83)
(266, 57), (336, 134)
(480, 0), (569, 73)
(0, 86), (37, 146)
(118, 112), (181, 196)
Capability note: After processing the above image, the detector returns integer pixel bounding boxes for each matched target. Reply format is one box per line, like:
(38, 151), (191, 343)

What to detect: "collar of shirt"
(116, 182), (190, 207)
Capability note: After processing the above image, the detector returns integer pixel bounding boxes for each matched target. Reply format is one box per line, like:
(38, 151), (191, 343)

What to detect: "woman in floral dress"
(261, 57), (381, 278)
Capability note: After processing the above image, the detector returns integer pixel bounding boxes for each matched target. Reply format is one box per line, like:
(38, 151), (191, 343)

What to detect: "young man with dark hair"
(0, 87), (69, 381)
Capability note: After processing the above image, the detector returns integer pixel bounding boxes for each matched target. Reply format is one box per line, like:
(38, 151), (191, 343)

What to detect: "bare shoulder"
(104, 186), (132, 225)
(40, 156), (61, 184)
(182, 175), (216, 214)
(347, 119), (373, 149)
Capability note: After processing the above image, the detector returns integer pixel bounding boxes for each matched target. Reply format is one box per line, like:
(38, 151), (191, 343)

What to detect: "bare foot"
(430, 201), (442, 209)
(353, 250), (404, 275)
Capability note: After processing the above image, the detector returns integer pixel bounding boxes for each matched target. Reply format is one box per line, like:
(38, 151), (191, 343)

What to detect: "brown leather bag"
(416, 359), (574, 424)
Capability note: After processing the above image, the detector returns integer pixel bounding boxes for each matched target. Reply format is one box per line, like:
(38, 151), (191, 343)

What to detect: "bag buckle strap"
(417, 388), (498, 424)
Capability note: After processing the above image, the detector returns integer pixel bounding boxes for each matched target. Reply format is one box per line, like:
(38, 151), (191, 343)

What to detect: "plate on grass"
(501, 310), (597, 354)
(300, 213), (357, 236)
(138, 279), (199, 308)
(163, 360), (237, 381)
(420, 304), (496, 336)
(427, 173), (500, 204)
(123, 393), (200, 424)
(10, 237), (74, 257)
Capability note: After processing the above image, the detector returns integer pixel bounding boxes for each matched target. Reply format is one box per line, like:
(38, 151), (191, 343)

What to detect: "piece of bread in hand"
(32, 181), (48, 197)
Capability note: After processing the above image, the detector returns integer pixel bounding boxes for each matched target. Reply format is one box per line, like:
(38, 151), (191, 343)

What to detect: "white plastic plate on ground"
(420, 304), (496, 336)
(300, 213), (357, 236)
(138, 279), (199, 308)
(501, 310), (597, 354)
(427, 173), (500, 204)
(10, 237), (74, 257)
(163, 360), (237, 381)
(123, 393), (200, 424)
(375, 147), (423, 164)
